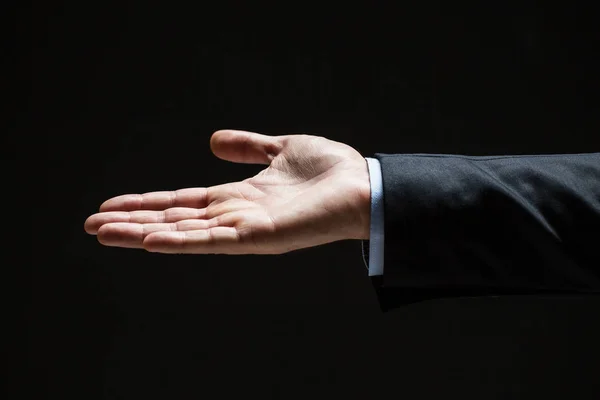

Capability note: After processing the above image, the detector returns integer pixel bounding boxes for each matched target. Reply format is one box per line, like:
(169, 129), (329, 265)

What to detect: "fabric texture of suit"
(362, 153), (600, 311)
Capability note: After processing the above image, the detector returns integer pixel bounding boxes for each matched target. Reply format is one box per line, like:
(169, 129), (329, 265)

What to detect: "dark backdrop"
(11, 1), (600, 399)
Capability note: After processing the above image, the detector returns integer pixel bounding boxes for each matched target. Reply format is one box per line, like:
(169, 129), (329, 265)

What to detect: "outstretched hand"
(84, 130), (371, 254)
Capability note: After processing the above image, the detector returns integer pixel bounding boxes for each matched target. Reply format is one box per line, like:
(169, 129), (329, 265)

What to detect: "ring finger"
(97, 219), (218, 248)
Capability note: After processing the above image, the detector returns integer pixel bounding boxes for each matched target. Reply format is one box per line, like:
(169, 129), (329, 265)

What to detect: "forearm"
(376, 152), (600, 292)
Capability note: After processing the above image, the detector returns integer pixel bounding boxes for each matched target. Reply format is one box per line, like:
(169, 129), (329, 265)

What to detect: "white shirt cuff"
(364, 157), (384, 276)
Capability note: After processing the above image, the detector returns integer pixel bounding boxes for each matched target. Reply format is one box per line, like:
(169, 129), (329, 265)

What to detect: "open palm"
(84, 130), (371, 254)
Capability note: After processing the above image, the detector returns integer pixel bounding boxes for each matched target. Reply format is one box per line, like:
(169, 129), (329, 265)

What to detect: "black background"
(10, 1), (600, 399)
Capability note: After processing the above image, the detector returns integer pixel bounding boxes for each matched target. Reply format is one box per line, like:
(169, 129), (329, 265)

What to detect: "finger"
(143, 227), (248, 254)
(97, 219), (215, 248)
(210, 129), (284, 165)
(100, 188), (210, 212)
(85, 207), (206, 234)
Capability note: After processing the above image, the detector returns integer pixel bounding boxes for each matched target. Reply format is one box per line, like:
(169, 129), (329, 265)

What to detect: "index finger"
(100, 188), (210, 212)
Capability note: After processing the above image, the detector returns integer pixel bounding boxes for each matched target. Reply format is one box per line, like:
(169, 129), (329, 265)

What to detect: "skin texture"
(84, 130), (371, 255)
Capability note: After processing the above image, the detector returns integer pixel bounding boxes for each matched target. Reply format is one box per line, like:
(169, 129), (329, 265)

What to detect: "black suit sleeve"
(366, 152), (600, 311)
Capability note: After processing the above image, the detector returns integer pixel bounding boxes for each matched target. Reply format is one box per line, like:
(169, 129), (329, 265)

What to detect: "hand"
(84, 130), (371, 254)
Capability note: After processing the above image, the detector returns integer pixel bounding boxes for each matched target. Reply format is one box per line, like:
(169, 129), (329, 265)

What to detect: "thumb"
(210, 130), (284, 165)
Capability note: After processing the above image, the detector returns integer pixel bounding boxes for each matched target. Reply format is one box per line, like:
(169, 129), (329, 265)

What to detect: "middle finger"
(85, 207), (206, 234)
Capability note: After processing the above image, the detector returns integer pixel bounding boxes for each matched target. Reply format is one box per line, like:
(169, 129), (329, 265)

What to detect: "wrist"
(354, 159), (372, 240)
